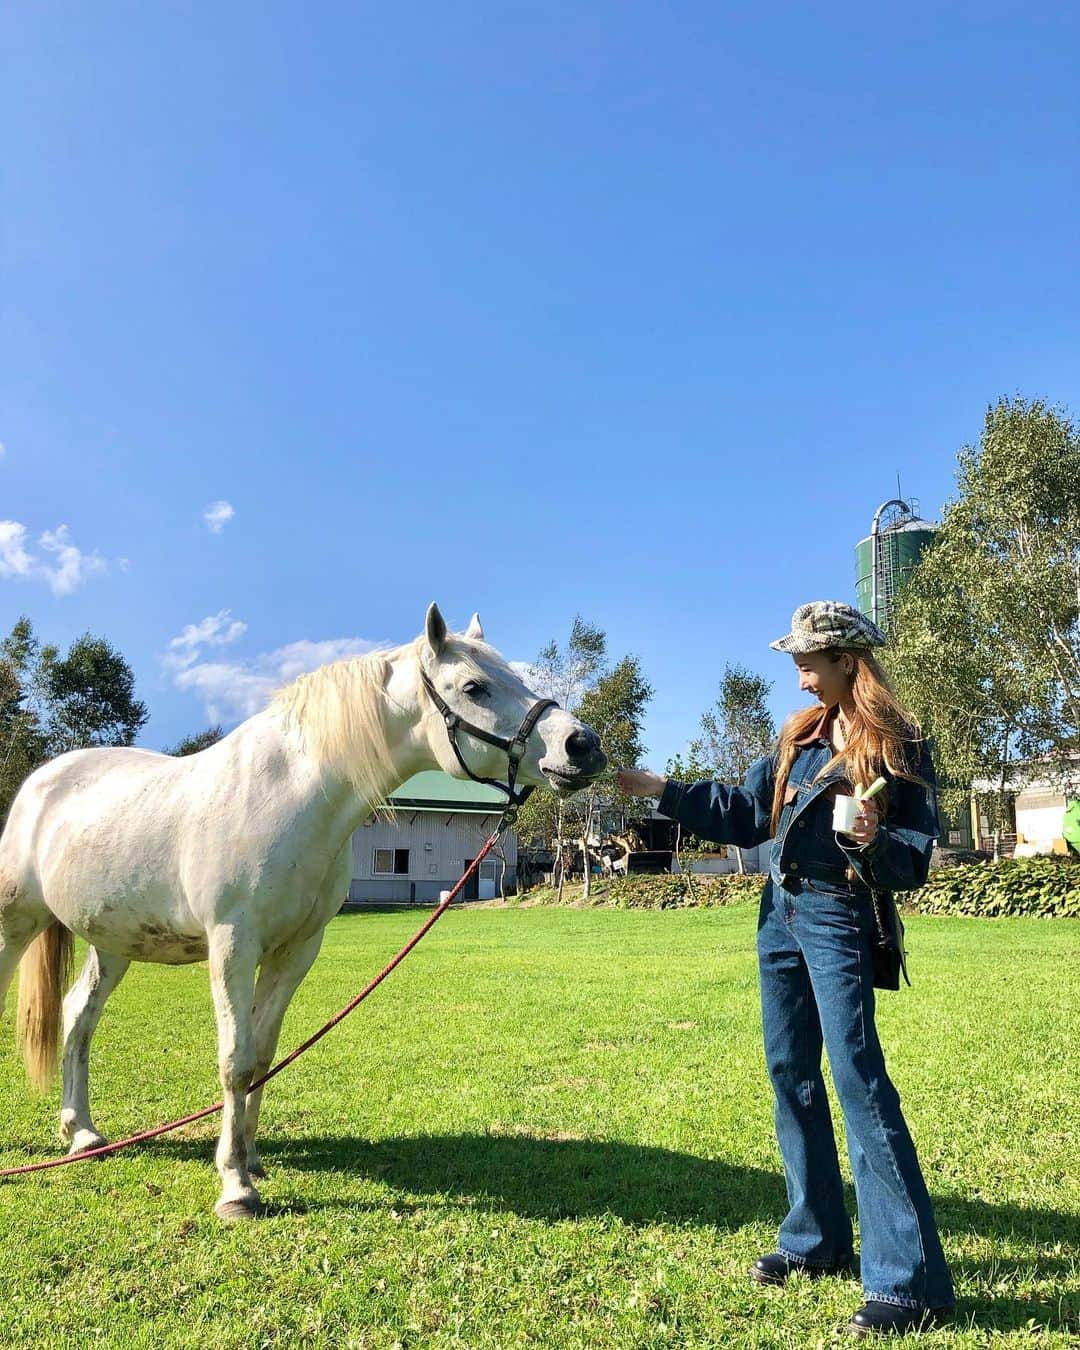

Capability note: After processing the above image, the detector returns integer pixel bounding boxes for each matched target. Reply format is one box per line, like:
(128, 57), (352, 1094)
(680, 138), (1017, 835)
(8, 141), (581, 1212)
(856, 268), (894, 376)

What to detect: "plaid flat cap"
(769, 601), (887, 654)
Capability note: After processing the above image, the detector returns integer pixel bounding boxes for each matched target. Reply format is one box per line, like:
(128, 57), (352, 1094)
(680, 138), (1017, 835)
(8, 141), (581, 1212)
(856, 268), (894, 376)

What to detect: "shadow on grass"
(10, 1128), (1075, 1336)
(142, 1130), (1080, 1333)
(149, 1131), (789, 1227)
(278, 1132), (792, 1226)
(324, 1133), (1073, 1337)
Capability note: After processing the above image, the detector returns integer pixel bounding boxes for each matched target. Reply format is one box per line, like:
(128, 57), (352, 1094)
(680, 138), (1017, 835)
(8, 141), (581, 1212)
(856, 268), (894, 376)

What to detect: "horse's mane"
(270, 640), (420, 808)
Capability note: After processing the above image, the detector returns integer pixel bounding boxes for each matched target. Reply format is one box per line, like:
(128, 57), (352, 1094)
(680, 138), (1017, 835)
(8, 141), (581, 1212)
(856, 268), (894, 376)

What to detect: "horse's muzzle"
(540, 744), (607, 795)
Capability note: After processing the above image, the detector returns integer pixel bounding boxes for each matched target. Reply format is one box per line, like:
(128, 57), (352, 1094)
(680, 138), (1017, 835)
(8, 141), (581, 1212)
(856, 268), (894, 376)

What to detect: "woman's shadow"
(154, 1129), (1078, 1335)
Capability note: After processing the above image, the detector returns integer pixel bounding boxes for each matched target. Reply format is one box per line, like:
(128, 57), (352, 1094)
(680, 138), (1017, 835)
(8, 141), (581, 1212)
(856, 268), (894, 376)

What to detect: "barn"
(346, 771), (518, 906)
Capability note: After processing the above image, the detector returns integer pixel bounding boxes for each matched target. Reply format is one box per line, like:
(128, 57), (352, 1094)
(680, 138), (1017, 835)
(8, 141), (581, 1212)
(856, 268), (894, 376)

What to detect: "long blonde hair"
(769, 649), (924, 835)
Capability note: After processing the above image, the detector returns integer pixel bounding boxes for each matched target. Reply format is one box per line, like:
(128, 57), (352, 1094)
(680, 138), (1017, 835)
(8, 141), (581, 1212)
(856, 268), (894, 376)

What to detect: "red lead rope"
(0, 828), (503, 1180)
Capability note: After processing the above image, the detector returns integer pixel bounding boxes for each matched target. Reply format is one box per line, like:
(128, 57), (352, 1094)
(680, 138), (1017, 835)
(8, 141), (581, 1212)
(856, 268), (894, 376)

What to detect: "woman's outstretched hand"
(616, 768), (668, 799)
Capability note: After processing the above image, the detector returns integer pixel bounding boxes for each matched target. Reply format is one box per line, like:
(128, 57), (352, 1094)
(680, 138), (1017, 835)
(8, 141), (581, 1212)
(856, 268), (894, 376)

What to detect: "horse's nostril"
(566, 728), (600, 759)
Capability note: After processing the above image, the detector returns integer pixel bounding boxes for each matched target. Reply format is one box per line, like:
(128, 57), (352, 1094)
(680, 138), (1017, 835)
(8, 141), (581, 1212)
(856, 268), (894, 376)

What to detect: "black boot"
(751, 1252), (856, 1286)
(847, 1301), (955, 1336)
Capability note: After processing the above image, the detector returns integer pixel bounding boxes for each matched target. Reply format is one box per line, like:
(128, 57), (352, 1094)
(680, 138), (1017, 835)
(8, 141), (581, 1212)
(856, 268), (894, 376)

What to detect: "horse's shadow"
(154, 1131), (787, 1226)
(277, 1131), (794, 1225)
(146, 1130), (1079, 1334)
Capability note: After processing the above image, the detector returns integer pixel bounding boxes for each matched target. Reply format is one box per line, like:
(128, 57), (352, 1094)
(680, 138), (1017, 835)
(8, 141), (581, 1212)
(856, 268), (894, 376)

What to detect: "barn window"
(373, 848), (409, 875)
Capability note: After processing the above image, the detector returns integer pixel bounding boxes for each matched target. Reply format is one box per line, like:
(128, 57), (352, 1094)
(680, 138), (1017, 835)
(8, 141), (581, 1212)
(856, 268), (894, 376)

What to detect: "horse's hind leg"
(60, 946), (130, 1155)
(0, 881), (51, 1017)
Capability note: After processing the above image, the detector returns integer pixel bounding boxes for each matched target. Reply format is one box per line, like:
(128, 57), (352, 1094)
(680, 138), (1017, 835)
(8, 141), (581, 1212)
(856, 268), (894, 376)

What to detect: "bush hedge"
(519, 856), (1080, 918)
(907, 855), (1080, 919)
(602, 872), (764, 909)
(520, 872), (764, 910)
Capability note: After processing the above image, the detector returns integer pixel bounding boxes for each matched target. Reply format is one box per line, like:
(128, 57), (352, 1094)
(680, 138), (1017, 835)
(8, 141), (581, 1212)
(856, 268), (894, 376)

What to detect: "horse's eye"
(462, 680), (488, 698)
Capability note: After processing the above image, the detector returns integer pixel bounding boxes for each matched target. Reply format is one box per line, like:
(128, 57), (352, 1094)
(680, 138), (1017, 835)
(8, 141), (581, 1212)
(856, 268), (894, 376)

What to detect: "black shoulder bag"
(870, 890), (911, 990)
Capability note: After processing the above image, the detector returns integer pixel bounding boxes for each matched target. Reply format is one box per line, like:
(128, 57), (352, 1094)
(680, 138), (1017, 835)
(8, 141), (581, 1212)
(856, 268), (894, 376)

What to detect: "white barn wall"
(349, 811), (518, 904)
(1015, 795), (1066, 850)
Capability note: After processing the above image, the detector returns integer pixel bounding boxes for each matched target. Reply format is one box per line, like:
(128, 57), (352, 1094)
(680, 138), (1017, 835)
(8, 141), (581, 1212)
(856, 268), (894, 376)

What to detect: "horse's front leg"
(244, 931), (325, 1178)
(207, 922), (262, 1221)
(60, 946), (130, 1154)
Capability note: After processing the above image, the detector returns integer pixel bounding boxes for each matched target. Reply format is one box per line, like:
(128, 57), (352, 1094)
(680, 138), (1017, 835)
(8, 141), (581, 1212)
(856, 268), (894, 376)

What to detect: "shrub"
(908, 855), (1080, 919)
(604, 872), (764, 909)
(520, 872), (765, 910)
(520, 857), (1080, 918)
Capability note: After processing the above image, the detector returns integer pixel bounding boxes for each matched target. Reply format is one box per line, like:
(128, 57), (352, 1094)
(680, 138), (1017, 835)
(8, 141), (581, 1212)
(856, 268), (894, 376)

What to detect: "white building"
(347, 771), (518, 905)
(971, 756), (1079, 856)
(1014, 778), (1073, 856)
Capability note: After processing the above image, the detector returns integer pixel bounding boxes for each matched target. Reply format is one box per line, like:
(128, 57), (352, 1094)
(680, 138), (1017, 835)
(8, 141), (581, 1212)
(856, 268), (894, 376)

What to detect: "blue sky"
(3, 3), (1078, 768)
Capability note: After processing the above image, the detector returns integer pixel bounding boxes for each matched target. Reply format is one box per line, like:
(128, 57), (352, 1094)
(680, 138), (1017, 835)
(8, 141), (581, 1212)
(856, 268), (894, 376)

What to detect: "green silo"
(856, 500), (937, 632)
(855, 499), (963, 841)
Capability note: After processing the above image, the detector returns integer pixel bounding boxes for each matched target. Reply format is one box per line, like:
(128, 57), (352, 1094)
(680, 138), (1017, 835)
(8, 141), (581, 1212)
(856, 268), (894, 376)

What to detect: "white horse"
(0, 604), (605, 1219)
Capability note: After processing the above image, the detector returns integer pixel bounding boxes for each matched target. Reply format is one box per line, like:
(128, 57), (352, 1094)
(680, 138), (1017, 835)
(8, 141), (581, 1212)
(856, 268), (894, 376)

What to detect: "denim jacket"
(656, 730), (939, 895)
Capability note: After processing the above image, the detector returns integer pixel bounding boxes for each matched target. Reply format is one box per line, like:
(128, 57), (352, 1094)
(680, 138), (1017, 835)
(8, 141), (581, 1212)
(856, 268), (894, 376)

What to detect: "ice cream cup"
(832, 794), (861, 834)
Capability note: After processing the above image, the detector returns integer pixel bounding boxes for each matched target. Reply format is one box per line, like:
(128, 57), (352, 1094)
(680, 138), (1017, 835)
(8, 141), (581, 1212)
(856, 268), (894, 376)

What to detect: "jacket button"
(797, 820), (806, 829)
(788, 862), (799, 872)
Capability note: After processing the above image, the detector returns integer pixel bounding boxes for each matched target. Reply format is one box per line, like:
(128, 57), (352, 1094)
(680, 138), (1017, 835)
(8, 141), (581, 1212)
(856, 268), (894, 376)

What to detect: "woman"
(618, 601), (954, 1338)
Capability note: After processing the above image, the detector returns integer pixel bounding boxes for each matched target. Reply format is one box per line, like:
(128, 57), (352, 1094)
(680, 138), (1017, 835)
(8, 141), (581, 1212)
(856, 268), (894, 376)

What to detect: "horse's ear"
(464, 612), (484, 641)
(425, 602), (447, 658)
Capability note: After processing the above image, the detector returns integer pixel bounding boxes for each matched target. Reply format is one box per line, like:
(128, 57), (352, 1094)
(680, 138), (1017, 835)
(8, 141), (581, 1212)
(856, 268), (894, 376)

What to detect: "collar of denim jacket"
(793, 703), (838, 747)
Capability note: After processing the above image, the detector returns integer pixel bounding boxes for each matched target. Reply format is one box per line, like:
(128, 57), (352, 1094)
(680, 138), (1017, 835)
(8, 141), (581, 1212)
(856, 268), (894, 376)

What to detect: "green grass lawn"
(1, 904), (1077, 1348)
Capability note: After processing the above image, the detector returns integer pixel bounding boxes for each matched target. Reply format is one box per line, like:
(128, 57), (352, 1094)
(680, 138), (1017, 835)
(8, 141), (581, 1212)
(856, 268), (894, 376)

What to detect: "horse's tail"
(16, 922), (74, 1092)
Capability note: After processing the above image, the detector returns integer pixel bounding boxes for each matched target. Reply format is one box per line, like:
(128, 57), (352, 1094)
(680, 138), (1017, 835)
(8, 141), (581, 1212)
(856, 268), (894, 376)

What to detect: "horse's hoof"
(66, 1133), (109, 1158)
(214, 1195), (266, 1223)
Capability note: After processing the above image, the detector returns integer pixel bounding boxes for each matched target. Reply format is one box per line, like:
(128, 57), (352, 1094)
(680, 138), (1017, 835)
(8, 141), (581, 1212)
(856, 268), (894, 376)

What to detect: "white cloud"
(203, 500), (235, 534)
(163, 618), (384, 725)
(38, 525), (107, 595)
(0, 519), (109, 595)
(165, 609), (248, 672)
(0, 521), (34, 580)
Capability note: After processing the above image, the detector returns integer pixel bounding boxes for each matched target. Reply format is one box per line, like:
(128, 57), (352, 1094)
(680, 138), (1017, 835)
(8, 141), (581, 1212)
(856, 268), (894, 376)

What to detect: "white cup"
(832, 794), (861, 835)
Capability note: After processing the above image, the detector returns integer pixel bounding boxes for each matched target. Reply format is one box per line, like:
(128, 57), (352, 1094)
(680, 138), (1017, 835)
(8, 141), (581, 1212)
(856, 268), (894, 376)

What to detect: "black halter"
(419, 668), (558, 816)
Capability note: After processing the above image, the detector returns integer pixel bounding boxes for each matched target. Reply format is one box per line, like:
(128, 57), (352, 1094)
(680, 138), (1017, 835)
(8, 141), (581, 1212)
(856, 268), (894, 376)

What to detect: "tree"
(682, 663), (775, 873)
(0, 618), (149, 826)
(514, 620), (653, 902)
(531, 617), (608, 709)
(40, 634), (149, 753)
(515, 617), (607, 901)
(887, 396), (1080, 851)
(167, 726), (224, 756)
(664, 743), (718, 900)
(0, 619), (48, 824)
(572, 655), (653, 899)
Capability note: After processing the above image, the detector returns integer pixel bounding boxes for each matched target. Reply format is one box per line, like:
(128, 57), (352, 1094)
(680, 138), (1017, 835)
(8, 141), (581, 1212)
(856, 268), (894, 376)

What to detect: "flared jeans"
(756, 877), (954, 1309)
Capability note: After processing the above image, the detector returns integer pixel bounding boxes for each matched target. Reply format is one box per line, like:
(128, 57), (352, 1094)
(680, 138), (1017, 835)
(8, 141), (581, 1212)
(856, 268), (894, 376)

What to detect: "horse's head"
(415, 603), (607, 797)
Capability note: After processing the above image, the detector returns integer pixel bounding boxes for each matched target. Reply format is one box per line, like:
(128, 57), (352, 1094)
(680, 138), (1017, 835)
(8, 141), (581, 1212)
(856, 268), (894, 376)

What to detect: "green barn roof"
(387, 770), (508, 810)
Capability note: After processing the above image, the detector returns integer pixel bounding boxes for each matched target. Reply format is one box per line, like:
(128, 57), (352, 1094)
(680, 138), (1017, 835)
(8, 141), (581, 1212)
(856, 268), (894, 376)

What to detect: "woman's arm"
(838, 742), (940, 892)
(618, 756), (776, 850)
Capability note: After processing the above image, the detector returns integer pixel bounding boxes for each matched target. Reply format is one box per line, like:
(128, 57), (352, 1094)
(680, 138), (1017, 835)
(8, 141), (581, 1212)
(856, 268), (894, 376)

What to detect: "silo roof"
(881, 517), (936, 533)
